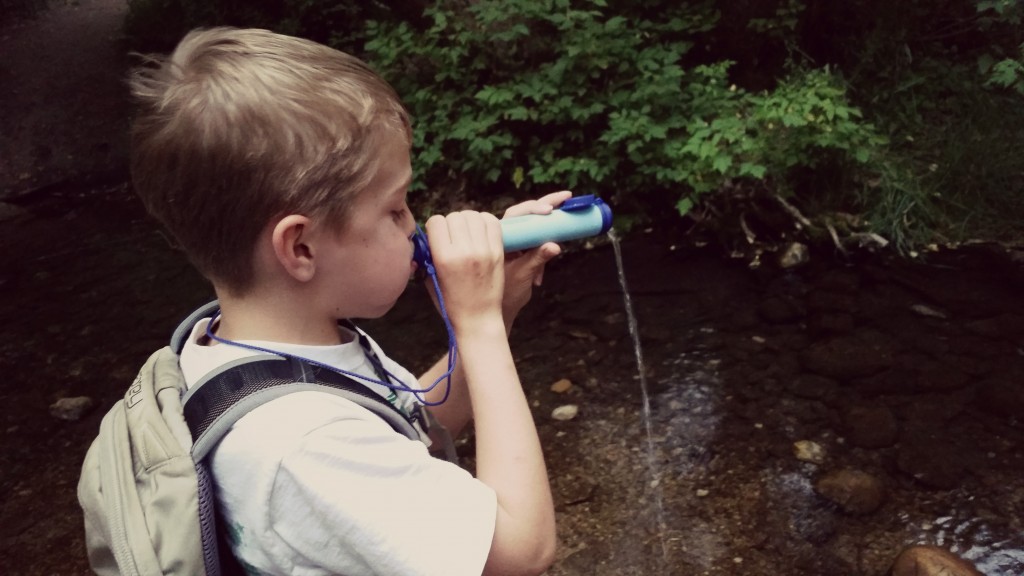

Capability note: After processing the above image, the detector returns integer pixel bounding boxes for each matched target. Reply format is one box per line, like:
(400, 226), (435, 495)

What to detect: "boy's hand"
(501, 191), (573, 326)
(423, 211), (505, 332)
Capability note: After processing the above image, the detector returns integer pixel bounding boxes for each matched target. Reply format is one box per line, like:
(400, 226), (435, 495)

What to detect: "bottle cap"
(560, 194), (612, 233)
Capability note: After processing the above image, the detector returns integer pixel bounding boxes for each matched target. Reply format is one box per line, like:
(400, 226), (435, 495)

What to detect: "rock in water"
(550, 378), (573, 394)
(551, 404), (579, 421)
(793, 440), (826, 464)
(778, 242), (810, 269)
(814, 469), (885, 515)
(49, 396), (95, 421)
(889, 545), (982, 576)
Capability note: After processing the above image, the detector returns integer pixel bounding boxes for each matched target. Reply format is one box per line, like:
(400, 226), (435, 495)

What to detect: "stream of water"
(608, 229), (670, 563)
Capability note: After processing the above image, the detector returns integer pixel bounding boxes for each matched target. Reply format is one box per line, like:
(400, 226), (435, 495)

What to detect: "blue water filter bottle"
(413, 195), (613, 269)
(501, 194), (613, 251)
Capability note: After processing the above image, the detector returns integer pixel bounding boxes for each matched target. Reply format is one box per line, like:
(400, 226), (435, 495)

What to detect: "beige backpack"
(77, 304), (423, 575)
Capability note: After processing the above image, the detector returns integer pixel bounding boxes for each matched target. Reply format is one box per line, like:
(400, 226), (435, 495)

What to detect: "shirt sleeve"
(265, 405), (497, 576)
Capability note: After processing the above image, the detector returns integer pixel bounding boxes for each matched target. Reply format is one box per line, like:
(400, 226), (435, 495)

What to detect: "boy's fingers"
(537, 190), (574, 206)
(503, 200), (553, 219)
(424, 214), (450, 246)
(509, 242), (560, 286)
(502, 190), (573, 219)
(483, 212), (503, 253)
(532, 243), (561, 285)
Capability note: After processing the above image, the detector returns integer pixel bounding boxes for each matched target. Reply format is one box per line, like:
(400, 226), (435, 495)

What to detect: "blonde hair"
(129, 27), (410, 294)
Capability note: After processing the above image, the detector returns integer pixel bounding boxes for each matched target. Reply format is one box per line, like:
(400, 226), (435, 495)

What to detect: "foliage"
(122, 0), (1024, 250)
(982, 43), (1024, 95)
(123, 0), (416, 53)
(364, 0), (885, 226)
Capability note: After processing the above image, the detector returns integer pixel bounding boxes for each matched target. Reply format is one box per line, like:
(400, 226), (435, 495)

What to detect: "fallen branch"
(825, 221), (850, 257)
(773, 194), (813, 229)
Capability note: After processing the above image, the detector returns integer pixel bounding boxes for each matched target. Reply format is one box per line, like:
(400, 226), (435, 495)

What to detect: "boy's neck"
(213, 293), (352, 346)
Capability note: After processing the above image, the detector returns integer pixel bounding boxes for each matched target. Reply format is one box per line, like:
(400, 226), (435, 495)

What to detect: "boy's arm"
(419, 191), (570, 437)
(423, 211), (556, 576)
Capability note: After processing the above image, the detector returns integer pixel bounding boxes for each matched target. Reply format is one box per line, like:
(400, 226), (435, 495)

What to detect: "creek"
(1, 184), (1022, 575)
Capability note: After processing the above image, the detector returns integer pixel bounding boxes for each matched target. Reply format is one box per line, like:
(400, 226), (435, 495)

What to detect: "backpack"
(77, 302), (424, 576)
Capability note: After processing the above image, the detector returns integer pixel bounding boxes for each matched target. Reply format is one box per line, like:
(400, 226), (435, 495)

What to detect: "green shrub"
(123, 0), (415, 53)
(363, 0), (886, 223)
(122, 0), (1024, 249)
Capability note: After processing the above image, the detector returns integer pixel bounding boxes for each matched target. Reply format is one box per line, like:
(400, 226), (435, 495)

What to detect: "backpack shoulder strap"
(171, 301), (423, 461)
(183, 355), (422, 461)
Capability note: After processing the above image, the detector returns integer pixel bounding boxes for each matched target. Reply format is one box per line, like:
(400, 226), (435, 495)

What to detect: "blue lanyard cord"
(424, 262), (459, 404)
(203, 271), (459, 407)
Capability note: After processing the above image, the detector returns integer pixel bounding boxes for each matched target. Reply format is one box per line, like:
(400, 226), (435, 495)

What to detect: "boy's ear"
(271, 214), (316, 282)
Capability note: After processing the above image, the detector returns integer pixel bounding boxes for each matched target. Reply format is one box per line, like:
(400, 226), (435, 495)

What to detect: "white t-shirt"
(180, 319), (497, 576)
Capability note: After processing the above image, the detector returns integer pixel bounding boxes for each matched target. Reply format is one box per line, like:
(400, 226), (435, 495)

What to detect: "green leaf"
(676, 196), (695, 216)
(712, 154), (733, 174)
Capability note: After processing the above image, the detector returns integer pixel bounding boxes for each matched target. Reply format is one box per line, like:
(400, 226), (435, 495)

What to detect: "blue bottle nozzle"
(412, 195), (612, 270)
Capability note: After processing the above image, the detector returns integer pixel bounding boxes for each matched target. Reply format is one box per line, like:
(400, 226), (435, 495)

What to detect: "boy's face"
(317, 129), (416, 319)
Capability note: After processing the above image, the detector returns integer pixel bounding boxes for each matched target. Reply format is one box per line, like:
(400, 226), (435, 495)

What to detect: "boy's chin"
(352, 298), (402, 321)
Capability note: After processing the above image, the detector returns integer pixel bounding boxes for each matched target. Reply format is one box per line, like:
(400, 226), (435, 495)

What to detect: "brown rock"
(807, 291), (858, 313)
(786, 374), (841, 402)
(843, 404), (899, 449)
(49, 396), (95, 421)
(915, 364), (970, 391)
(800, 336), (894, 381)
(778, 242), (810, 269)
(759, 296), (803, 324)
(550, 378), (573, 394)
(889, 545), (982, 576)
(815, 469), (885, 515)
(965, 313), (1024, 339)
(896, 434), (968, 490)
(807, 312), (855, 335)
(976, 375), (1024, 418)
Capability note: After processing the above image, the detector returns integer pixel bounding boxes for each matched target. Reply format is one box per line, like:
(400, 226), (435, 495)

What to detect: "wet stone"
(854, 366), (916, 396)
(800, 335), (895, 381)
(49, 396), (94, 421)
(843, 404), (899, 449)
(814, 469), (886, 515)
(591, 313), (626, 341)
(975, 375), (1024, 418)
(897, 393), (969, 428)
(553, 475), (598, 508)
(786, 374), (841, 403)
(965, 313), (1024, 339)
(914, 364), (970, 392)
(896, 433), (968, 490)
(910, 303), (949, 319)
(778, 242), (810, 269)
(814, 269), (862, 293)
(807, 291), (858, 314)
(911, 332), (952, 356)
(0, 202), (28, 222)
(639, 324), (671, 343)
(758, 296), (803, 324)
(889, 545), (983, 576)
(729, 306), (760, 329)
(794, 440), (826, 464)
(551, 405), (579, 421)
(807, 312), (855, 335)
(550, 378), (573, 394)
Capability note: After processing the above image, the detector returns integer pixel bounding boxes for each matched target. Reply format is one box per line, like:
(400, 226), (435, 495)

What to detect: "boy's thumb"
(523, 242), (561, 285)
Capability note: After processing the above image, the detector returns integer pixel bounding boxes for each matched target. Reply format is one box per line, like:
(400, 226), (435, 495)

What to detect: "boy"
(129, 27), (565, 576)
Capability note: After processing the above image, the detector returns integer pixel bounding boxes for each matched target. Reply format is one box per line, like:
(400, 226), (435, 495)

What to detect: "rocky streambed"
(1, 185), (1022, 575)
